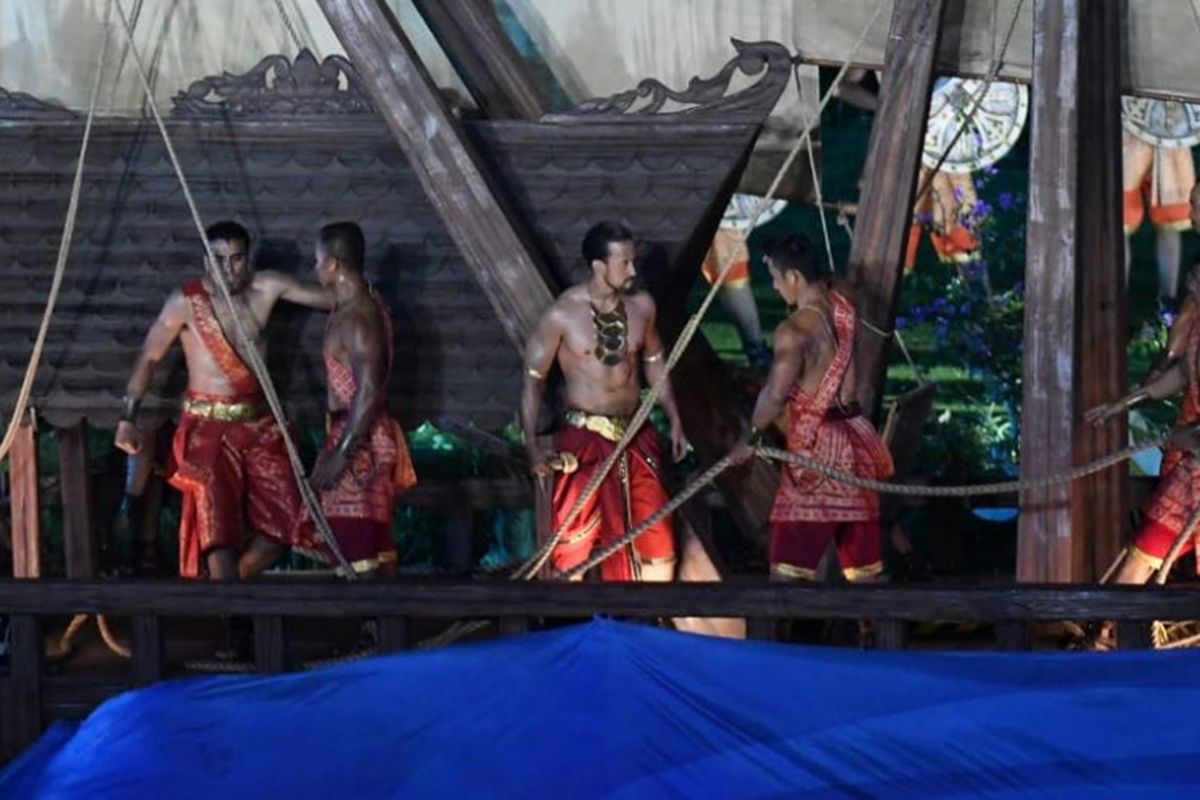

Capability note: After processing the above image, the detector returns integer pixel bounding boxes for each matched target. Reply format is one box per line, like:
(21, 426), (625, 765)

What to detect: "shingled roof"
(0, 43), (788, 432)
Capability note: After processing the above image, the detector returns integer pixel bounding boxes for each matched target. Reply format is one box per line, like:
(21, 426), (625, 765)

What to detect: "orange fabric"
(181, 280), (259, 396)
(1123, 132), (1196, 232)
(908, 169), (982, 268)
(701, 227), (750, 286)
(771, 291), (894, 524)
(169, 396), (313, 579)
(550, 422), (674, 581)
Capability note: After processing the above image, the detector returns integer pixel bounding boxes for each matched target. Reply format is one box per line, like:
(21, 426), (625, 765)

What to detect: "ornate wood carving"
(551, 40), (793, 121)
(171, 49), (375, 117)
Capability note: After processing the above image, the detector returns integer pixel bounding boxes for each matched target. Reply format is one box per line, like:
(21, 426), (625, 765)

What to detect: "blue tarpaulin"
(3, 618), (1200, 798)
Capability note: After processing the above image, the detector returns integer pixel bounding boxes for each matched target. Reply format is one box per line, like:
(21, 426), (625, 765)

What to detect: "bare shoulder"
(251, 270), (290, 291)
(625, 290), (657, 317)
(774, 315), (811, 352)
(548, 285), (589, 321)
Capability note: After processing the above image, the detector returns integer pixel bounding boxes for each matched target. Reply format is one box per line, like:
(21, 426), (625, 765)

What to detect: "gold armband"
(642, 350), (663, 364)
(526, 366), (546, 381)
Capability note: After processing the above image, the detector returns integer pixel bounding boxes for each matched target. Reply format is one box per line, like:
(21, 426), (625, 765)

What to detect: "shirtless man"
(115, 220), (331, 581)
(521, 221), (687, 581)
(732, 234), (893, 582)
(308, 222), (416, 577)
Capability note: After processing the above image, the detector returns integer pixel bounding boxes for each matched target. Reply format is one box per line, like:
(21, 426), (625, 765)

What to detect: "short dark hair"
(582, 221), (633, 265)
(205, 220), (250, 250)
(319, 221), (366, 270)
(763, 234), (829, 283)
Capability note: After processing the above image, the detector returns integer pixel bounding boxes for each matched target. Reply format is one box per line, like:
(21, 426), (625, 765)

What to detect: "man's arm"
(640, 297), (687, 462)
(258, 270), (334, 310)
(730, 321), (806, 464)
(115, 291), (188, 454)
(310, 309), (387, 489)
(1087, 308), (1194, 425)
(521, 307), (563, 476)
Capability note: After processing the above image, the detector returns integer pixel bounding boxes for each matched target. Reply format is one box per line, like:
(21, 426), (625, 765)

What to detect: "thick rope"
(0, 0), (115, 464)
(273, 0), (307, 56)
(511, 0), (890, 584)
(419, 425), (1174, 648)
(114, 0), (354, 576)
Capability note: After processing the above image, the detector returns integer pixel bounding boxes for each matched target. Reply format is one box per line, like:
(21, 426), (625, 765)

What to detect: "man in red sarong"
(521, 221), (687, 582)
(1088, 250), (1200, 588)
(308, 222), (417, 577)
(115, 220), (332, 580)
(732, 233), (894, 582)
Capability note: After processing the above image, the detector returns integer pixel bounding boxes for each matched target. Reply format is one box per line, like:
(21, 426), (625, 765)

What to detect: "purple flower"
(914, 211), (934, 226)
(998, 191), (1015, 211)
(896, 315), (908, 330)
(1162, 309), (1177, 327)
(959, 302), (972, 314)
(983, 164), (999, 177)
(952, 184), (965, 202)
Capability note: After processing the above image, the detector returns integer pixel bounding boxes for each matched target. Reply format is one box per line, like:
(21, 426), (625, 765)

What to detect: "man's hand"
(115, 421), (143, 455)
(1168, 426), (1200, 452)
(1084, 402), (1120, 427)
(310, 449), (349, 490)
(527, 444), (555, 478)
(670, 420), (688, 463)
(730, 439), (757, 467)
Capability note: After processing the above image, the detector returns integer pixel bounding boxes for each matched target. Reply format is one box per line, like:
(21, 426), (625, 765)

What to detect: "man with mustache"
(115, 220), (331, 581)
(521, 221), (687, 581)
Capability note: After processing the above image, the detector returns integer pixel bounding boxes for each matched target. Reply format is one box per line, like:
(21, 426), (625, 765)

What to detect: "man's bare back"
(778, 296), (860, 406)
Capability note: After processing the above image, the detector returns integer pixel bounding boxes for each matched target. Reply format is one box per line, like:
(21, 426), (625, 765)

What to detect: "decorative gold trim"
(1130, 545), (1164, 570)
(770, 562), (817, 581)
(564, 409), (629, 443)
(525, 366), (546, 381)
(561, 513), (602, 546)
(842, 561), (884, 582)
(182, 397), (267, 422)
(642, 350), (664, 364)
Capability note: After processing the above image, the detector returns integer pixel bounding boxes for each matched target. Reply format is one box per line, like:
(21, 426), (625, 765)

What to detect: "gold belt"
(182, 397), (268, 422)
(564, 410), (629, 443)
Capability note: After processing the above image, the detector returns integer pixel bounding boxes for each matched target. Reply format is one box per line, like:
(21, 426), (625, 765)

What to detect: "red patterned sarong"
(1132, 316), (1200, 570)
(169, 281), (313, 578)
(315, 295), (417, 572)
(770, 291), (893, 581)
(550, 412), (675, 581)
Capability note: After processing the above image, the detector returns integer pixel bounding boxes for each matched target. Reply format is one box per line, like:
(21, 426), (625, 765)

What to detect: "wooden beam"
(1018, 0), (1125, 583)
(1074, 0), (1127, 581)
(9, 415), (40, 578)
(410, 0), (549, 120)
(6, 579), (1200, 622)
(847, 0), (947, 416)
(316, 0), (555, 348)
(57, 422), (97, 580)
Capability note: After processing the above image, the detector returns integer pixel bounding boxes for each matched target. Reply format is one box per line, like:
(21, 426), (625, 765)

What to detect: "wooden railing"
(3, 579), (1200, 760)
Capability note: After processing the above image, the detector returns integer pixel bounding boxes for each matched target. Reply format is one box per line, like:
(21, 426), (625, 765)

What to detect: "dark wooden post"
(57, 422), (97, 579)
(376, 617), (411, 652)
(253, 616), (287, 673)
(8, 615), (42, 750)
(410, 0), (549, 119)
(847, 0), (947, 416)
(130, 614), (164, 685)
(1018, 0), (1125, 582)
(316, 0), (556, 349)
(10, 415), (40, 578)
